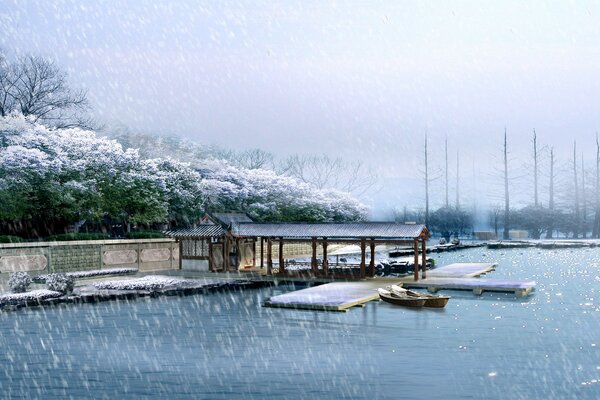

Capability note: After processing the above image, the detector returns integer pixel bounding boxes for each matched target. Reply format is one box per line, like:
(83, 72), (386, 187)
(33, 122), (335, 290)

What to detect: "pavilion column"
(224, 237), (230, 272)
(322, 238), (329, 275)
(267, 238), (273, 275)
(252, 239), (256, 268)
(421, 238), (427, 279)
(360, 239), (366, 279)
(311, 237), (318, 275)
(413, 239), (419, 281)
(260, 237), (264, 268)
(208, 241), (214, 272)
(235, 238), (240, 271)
(369, 239), (375, 277)
(279, 237), (285, 275)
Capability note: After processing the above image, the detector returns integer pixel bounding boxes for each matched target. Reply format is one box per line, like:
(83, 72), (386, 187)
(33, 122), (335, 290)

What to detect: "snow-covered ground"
(90, 275), (223, 291)
(0, 289), (62, 305)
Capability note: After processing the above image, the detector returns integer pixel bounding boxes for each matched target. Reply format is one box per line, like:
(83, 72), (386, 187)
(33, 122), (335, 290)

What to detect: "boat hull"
(390, 285), (450, 308)
(378, 291), (426, 308)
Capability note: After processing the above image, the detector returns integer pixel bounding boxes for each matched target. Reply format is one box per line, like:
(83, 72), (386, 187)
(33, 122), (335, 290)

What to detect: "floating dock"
(399, 277), (536, 297)
(427, 262), (496, 278)
(264, 281), (384, 312)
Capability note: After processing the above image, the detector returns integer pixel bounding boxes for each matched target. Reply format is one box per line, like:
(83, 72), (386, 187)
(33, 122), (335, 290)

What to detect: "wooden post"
(421, 239), (427, 279)
(267, 238), (273, 275)
(178, 240), (183, 270)
(208, 241), (214, 272)
(224, 237), (230, 272)
(369, 240), (375, 277)
(311, 237), (318, 275)
(322, 238), (329, 275)
(413, 239), (419, 281)
(260, 238), (264, 268)
(279, 237), (285, 275)
(235, 238), (240, 271)
(360, 239), (366, 279)
(252, 239), (256, 268)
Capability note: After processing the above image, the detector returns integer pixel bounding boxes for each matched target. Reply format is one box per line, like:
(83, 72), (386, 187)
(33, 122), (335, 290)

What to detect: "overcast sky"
(2, 1), (600, 216)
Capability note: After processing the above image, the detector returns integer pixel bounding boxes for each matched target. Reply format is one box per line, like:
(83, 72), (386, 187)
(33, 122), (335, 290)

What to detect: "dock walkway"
(427, 262), (496, 278)
(399, 277), (536, 297)
(264, 281), (385, 312)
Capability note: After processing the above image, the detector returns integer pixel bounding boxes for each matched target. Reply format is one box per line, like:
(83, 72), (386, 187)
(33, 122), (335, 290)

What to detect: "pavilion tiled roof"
(164, 224), (226, 238)
(230, 222), (428, 240)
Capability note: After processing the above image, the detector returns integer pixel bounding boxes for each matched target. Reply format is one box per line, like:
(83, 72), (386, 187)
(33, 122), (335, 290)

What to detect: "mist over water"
(1, 247), (598, 399)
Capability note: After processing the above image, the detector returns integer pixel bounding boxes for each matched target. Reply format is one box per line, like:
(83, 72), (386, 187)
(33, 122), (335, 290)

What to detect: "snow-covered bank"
(0, 275), (270, 313)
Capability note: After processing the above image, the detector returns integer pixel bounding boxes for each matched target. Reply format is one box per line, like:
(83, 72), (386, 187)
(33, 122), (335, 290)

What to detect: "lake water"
(0, 247), (598, 399)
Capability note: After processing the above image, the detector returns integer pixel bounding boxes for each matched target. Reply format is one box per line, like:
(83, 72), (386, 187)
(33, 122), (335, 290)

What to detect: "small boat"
(377, 288), (426, 308)
(390, 284), (450, 308)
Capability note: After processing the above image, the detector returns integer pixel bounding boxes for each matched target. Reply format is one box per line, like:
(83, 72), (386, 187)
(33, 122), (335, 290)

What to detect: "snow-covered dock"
(399, 277), (536, 297)
(427, 262), (497, 278)
(264, 281), (384, 312)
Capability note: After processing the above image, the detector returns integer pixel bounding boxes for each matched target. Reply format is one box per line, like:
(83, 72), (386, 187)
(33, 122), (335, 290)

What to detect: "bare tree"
(280, 153), (376, 196)
(582, 154), (587, 238)
(455, 150), (460, 209)
(235, 149), (275, 170)
(546, 147), (556, 239)
(0, 53), (90, 128)
(594, 134), (600, 238)
(445, 136), (449, 207)
(0, 50), (19, 117)
(573, 142), (580, 238)
(533, 129), (539, 207)
(503, 129), (510, 240)
(425, 134), (430, 227)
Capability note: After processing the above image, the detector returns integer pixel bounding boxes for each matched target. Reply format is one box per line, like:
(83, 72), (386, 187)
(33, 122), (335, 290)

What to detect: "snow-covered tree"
(0, 114), (368, 237)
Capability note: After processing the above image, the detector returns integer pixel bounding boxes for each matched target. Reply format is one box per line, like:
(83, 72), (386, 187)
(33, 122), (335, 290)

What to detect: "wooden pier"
(427, 262), (497, 278)
(399, 277), (536, 297)
(264, 281), (385, 312)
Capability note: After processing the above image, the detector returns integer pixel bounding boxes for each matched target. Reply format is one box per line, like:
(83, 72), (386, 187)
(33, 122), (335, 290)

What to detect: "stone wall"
(0, 239), (179, 275)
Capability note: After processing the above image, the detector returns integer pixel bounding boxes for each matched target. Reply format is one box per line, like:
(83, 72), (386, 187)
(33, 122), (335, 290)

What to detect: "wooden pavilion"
(167, 214), (430, 281)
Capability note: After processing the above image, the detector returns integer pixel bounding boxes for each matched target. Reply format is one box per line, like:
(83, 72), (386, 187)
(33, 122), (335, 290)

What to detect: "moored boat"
(390, 284), (450, 308)
(377, 288), (426, 308)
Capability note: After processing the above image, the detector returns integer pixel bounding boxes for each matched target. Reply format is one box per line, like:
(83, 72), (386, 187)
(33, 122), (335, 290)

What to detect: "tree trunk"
(594, 134), (600, 238)
(445, 136), (449, 207)
(547, 148), (555, 239)
(425, 135), (430, 227)
(533, 130), (538, 207)
(582, 155), (587, 238)
(573, 142), (580, 238)
(503, 129), (510, 240)
(456, 150), (460, 209)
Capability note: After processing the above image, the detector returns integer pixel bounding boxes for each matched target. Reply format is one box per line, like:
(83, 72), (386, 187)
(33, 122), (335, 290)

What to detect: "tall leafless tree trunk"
(573, 142), (580, 238)
(594, 134), (600, 238)
(547, 148), (555, 239)
(582, 154), (587, 238)
(445, 136), (449, 207)
(456, 150), (460, 209)
(503, 129), (510, 240)
(425, 135), (430, 227)
(533, 129), (539, 207)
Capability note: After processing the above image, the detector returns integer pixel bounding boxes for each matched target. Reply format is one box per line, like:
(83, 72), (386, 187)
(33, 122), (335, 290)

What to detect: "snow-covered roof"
(165, 225), (226, 238)
(230, 222), (428, 240)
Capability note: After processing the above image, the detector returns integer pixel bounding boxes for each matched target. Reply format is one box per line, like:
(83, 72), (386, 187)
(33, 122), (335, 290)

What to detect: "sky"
(2, 0), (600, 217)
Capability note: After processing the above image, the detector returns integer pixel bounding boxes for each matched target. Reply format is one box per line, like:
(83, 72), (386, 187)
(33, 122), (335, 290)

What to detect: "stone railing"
(0, 239), (179, 275)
